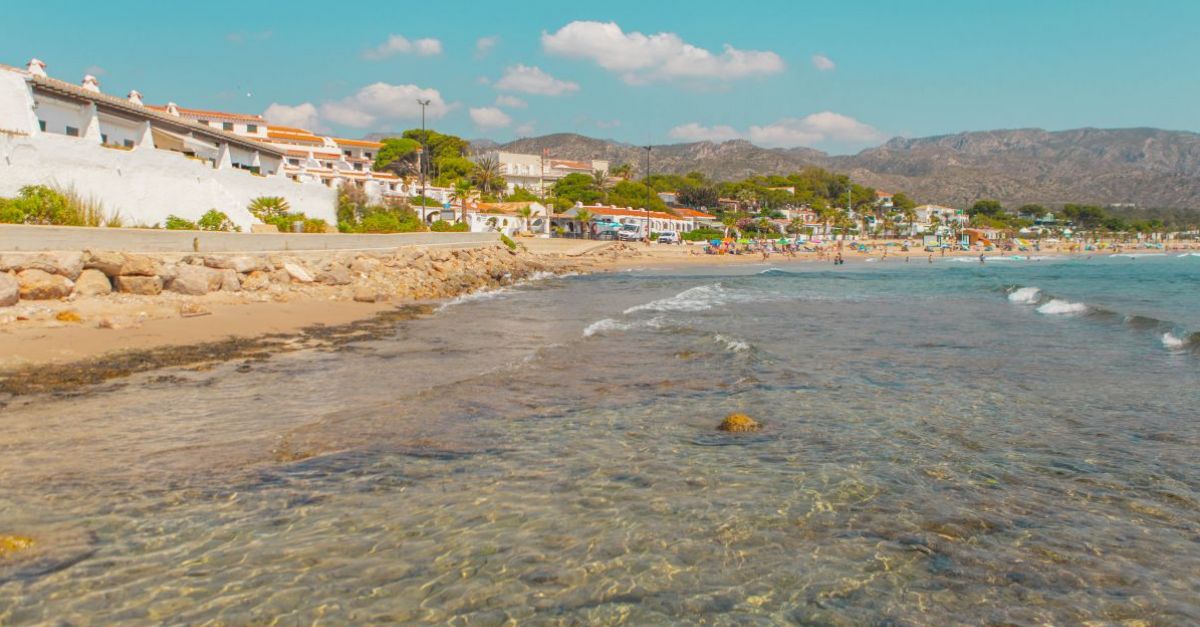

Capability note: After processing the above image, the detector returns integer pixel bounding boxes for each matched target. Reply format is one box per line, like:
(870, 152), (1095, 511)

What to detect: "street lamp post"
(643, 145), (652, 242)
(416, 98), (430, 220)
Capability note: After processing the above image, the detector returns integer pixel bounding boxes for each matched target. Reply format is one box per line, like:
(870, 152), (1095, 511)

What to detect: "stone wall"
(0, 244), (552, 310)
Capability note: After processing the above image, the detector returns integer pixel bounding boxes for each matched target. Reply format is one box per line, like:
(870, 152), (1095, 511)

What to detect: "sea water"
(1, 255), (1198, 624)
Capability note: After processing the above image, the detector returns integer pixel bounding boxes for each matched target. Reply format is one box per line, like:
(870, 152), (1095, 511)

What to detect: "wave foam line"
(1037, 299), (1089, 315)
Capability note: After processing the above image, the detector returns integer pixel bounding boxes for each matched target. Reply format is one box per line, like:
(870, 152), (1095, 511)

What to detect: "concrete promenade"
(0, 224), (501, 253)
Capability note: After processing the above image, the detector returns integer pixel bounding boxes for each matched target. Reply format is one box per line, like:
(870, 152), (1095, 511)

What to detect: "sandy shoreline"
(0, 239), (1184, 394)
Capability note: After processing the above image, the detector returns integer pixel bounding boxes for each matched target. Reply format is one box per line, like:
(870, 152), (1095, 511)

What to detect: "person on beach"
(928, 254), (933, 264)
(979, 253), (986, 264)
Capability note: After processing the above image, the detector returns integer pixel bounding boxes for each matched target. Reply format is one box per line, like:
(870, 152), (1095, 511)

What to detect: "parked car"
(617, 223), (645, 241)
(657, 231), (680, 244)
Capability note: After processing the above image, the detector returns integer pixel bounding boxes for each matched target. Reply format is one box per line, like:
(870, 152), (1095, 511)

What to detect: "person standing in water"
(979, 253), (986, 264)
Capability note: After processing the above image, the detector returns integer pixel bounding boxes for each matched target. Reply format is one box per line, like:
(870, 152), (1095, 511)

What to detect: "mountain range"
(472, 128), (1200, 209)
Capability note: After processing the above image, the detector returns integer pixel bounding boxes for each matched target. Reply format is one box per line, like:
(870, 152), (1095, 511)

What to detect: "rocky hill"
(471, 128), (1200, 209)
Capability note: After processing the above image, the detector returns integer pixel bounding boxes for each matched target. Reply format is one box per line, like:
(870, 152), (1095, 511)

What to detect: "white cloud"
(668, 122), (743, 143)
(812, 54), (836, 71)
(542, 21), (784, 84)
(363, 34), (443, 60)
(494, 65), (579, 96)
(595, 119), (622, 129)
(319, 83), (450, 128)
(475, 36), (499, 58)
(263, 102), (322, 131)
(469, 107), (512, 130)
(749, 112), (885, 148)
(494, 95), (527, 109)
(515, 121), (536, 136)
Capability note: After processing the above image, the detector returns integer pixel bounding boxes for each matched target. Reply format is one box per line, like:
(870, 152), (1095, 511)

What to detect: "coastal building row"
(0, 60), (335, 229)
(476, 151), (610, 196)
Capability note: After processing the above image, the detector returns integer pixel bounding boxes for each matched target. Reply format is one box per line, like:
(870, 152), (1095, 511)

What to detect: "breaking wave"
(1037, 299), (1089, 315)
(583, 316), (664, 337)
(1007, 286), (1042, 304)
(1161, 332), (1187, 351)
(624, 284), (736, 314)
(713, 334), (751, 352)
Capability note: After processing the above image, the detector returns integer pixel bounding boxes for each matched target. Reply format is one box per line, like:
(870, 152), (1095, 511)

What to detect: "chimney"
(26, 58), (47, 77)
(81, 75), (101, 93)
(165, 102), (180, 116)
(127, 90), (144, 106)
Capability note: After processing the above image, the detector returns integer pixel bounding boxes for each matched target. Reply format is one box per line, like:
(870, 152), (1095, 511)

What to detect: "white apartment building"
(0, 58), (335, 229)
(477, 151), (609, 195)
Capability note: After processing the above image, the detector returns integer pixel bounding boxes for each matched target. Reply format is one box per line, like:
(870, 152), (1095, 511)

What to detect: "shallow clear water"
(2, 255), (1198, 624)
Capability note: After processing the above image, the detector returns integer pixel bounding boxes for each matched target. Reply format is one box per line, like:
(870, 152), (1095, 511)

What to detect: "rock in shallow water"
(0, 534), (34, 558)
(717, 413), (761, 432)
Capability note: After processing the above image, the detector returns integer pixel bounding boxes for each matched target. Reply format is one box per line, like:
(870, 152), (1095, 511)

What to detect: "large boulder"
(169, 264), (221, 295)
(241, 271), (272, 291)
(204, 255), (271, 274)
(350, 257), (382, 275)
(217, 268), (241, 292)
(283, 262), (314, 283)
(1, 252), (85, 280)
(118, 254), (162, 277)
(0, 272), (18, 307)
(114, 275), (163, 295)
(83, 250), (125, 276)
(72, 269), (112, 296)
(316, 264), (352, 286)
(17, 269), (74, 300)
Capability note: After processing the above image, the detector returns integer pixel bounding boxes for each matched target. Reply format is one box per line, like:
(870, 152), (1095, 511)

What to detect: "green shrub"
(359, 212), (403, 233)
(164, 215), (197, 230)
(429, 219), (468, 232)
(0, 198), (23, 224)
(682, 227), (724, 241)
(197, 209), (238, 232)
(302, 218), (328, 233)
(500, 233), (517, 250)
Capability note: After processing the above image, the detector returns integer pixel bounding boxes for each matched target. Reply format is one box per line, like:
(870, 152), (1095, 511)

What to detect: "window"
(65, 126), (79, 137)
(343, 150), (352, 157)
(197, 119), (209, 126)
(222, 122), (233, 131)
(365, 152), (372, 159)
(124, 139), (135, 148)
(353, 163), (362, 171)
(288, 158), (300, 166)
(101, 134), (108, 144)
(38, 120), (46, 131)
(247, 124), (258, 133)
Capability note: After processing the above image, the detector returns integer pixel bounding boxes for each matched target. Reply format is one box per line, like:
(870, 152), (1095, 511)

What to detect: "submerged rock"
(717, 413), (761, 433)
(0, 534), (34, 558)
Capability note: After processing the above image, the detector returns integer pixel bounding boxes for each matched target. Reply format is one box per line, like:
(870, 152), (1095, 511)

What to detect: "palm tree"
(721, 213), (739, 239)
(591, 169), (611, 203)
(516, 205), (534, 234)
(574, 209), (592, 239)
(450, 180), (474, 224)
(472, 154), (504, 197)
(248, 196), (290, 221)
(609, 163), (633, 180)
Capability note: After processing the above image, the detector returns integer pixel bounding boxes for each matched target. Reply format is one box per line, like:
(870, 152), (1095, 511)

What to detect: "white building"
(0, 59), (335, 229)
(464, 202), (550, 237)
(476, 151), (609, 195)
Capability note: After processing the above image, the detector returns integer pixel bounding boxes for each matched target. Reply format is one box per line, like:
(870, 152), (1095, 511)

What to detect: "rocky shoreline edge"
(0, 243), (638, 397)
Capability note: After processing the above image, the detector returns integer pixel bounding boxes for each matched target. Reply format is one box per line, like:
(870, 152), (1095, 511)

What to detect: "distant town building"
(475, 151), (609, 195)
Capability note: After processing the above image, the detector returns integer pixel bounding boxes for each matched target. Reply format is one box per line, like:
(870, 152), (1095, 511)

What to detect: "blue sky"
(4, 0), (1197, 154)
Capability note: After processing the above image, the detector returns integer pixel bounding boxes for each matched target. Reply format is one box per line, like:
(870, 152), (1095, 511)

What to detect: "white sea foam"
(1178, 253), (1200, 258)
(624, 284), (731, 314)
(583, 318), (627, 337)
(583, 316), (664, 337)
(1008, 287), (1042, 304)
(1161, 332), (1187, 350)
(437, 287), (510, 311)
(714, 334), (751, 352)
(1113, 253), (1167, 258)
(1037, 299), (1089, 315)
